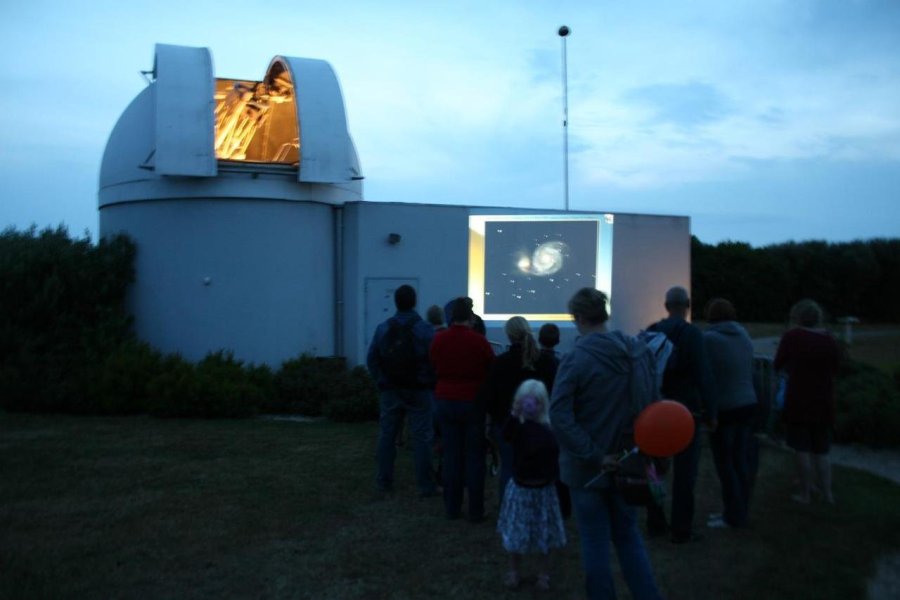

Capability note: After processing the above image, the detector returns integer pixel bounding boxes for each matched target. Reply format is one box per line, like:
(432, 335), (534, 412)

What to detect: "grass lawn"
(2, 414), (900, 599)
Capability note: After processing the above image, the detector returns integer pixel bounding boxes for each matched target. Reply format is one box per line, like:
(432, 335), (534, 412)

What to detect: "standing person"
(774, 299), (841, 504)
(366, 284), (438, 497)
(482, 316), (557, 502)
(497, 379), (567, 592)
(645, 286), (717, 544)
(425, 303), (447, 475)
(538, 323), (562, 366)
(537, 321), (570, 518)
(430, 298), (495, 521)
(703, 298), (758, 529)
(444, 296), (487, 335)
(550, 287), (663, 600)
(426, 304), (447, 333)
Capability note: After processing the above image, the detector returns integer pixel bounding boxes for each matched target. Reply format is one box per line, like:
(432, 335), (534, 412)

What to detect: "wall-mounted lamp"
(387, 233), (402, 245)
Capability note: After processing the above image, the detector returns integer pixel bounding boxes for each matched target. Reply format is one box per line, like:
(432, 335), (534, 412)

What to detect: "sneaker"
(536, 573), (551, 591)
(503, 570), (520, 590)
(706, 516), (730, 529)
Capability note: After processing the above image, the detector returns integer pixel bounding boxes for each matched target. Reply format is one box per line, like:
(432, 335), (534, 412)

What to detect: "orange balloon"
(634, 400), (695, 457)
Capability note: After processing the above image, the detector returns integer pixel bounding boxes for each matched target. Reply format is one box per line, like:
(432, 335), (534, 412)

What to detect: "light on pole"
(558, 25), (570, 212)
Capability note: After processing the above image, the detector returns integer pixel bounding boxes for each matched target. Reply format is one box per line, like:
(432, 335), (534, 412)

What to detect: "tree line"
(691, 237), (900, 323)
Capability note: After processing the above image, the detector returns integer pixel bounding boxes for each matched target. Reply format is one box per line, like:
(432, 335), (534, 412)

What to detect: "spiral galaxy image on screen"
(483, 220), (599, 315)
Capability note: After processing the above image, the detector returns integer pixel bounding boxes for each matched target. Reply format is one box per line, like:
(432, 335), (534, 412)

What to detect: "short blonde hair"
(511, 379), (550, 425)
(790, 299), (824, 327)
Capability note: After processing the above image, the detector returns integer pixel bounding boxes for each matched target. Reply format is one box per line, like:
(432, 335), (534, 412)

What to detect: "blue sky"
(1, 0), (898, 246)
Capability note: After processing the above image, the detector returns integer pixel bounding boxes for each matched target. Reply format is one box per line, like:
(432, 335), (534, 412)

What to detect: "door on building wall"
(364, 278), (420, 349)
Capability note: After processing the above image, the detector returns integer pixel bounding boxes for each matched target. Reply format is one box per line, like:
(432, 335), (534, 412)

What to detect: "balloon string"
(618, 446), (639, 463)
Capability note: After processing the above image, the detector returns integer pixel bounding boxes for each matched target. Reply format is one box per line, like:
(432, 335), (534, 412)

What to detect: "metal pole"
(559, 26), (570, 211)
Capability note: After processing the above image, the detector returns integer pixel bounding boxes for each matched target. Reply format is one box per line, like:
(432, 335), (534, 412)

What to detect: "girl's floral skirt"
(497, 481), (567, 554)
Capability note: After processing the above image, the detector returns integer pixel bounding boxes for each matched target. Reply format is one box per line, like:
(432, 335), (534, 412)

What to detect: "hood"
(706, 320), (747, 338)
(574, 330), (632, 375)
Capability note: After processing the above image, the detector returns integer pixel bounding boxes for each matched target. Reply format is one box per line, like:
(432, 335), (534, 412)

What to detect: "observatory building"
(99, 44), (690, 368)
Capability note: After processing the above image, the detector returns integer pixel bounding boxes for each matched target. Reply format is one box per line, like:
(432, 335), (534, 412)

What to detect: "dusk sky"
(1, 0), (898, 246)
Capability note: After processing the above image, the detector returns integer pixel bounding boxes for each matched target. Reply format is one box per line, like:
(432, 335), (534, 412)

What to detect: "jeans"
(709, 419), (753, 526)
(376, 389), (436, 494)
(647, 422), (701, 539)
(570, 487), (664, 600)
(489, 422), (514, 503)
(436, 399), (485, 519)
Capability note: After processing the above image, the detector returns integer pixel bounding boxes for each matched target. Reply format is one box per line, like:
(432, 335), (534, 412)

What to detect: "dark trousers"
(435, 398), (485, 520)
(709, 419), (753, 526)
(647, 423), (701, 539)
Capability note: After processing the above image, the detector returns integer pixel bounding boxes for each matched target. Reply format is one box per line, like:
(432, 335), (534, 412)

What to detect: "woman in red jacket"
(430, 298), (495, 521)
(774, 299), (841, 504)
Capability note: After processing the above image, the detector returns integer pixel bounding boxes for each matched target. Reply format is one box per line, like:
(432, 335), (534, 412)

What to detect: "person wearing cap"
(645, 286), (717, 544)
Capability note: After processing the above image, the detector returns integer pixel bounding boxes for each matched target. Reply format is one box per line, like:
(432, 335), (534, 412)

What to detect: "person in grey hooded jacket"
(550, 288), (663, 600)
(703, 298), (758, 529)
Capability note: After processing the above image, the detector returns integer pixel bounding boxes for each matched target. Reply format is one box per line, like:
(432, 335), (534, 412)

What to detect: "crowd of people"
(366, 284), (841, 598)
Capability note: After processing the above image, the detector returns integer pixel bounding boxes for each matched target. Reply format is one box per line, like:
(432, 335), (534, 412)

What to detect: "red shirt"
(429, 324), (494, 401)
(774, 328), (841, 425)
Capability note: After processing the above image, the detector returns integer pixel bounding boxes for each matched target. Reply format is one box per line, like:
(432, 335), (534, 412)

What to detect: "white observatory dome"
(99, 44), (363, 365)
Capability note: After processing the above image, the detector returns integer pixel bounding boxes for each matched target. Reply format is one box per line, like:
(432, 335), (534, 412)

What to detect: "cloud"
(622, 82), (734, 128)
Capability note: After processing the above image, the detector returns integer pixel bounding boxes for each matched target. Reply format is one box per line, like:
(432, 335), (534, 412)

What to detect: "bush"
(83, 340), (166, 415)
(147, 351), (265, 419)
(0, 226), (135, 413)
(835, 360), (900, 448)
(271, 355), (347, 416)
(323, 366), (379, 422)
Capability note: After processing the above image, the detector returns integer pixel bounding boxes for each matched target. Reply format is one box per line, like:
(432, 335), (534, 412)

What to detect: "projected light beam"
(516, 241), (568, 276)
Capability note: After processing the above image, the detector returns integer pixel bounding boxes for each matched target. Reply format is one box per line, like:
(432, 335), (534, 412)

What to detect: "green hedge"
(835, 360), (900, 448)
(0, 226), (135, 413)
(0, 226), (378, 422)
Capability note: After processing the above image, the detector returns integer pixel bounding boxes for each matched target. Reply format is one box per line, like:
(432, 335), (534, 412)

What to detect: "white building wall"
(609, 213), (692, 335)
(341, 202), (470, 366)
(101, 199), (334, 365)
(341, 203), (691, 365)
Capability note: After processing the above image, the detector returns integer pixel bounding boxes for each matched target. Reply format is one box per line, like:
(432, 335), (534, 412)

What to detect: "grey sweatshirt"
(703, 321), (757, 413)
(549, 330), (633, 489)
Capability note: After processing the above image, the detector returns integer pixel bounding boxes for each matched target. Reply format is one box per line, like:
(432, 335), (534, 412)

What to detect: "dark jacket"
(502, 418), (560, 487)
(650, 317), (717, 420)
(366, 310), (435, 390)
(481, 343), (558, 425)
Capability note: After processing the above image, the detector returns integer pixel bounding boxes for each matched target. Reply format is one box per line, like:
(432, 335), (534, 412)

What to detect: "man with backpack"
(367, 284), (438, 497)
(645, 286), (717, 543)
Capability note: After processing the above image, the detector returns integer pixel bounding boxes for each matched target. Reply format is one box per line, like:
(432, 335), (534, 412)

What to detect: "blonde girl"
(496, 379), (567, 591)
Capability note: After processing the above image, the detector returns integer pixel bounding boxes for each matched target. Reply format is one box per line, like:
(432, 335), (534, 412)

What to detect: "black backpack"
(380, 319), (419, 387)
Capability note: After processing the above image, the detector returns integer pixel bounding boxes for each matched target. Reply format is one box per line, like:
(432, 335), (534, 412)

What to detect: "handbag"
(614, 449), (666, 507)
(774, 375), (788, 411)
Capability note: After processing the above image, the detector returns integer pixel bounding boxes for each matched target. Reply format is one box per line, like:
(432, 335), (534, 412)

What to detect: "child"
(538, 323), (561, 363)
(496, 379), (567, 591)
